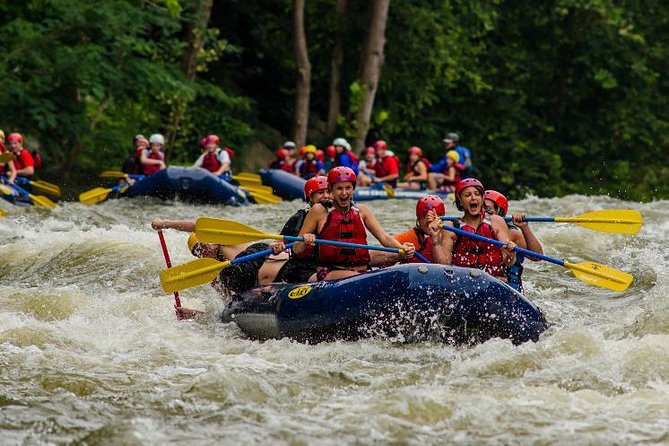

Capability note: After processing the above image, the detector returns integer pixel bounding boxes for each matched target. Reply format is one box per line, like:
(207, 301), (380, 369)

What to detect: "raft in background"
(259, 168), (454, 202)
(221, 263), (548, 345)
(120, 167), (250, 206)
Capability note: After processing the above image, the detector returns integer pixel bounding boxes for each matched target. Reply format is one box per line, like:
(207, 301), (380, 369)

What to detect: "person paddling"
(293, 166), (415, 281)
(0, 131), (17, 184)
(192, 134), (231, 177)
(484, 190), (543, 293)
(371, 195), (451, 266)
(6, 133), (35, 178)
(398, 146), (429, 190)
(151, 177), (333, 291)
(140, 134), (166, 175)
(441, 178), (516, 280)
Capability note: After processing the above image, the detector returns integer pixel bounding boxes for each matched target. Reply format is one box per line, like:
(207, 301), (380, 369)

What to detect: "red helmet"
(327, 166), (357, 187)
(275, 148), (288, 159)
(198, 137), (207, 149)
(298, 146), (306, 157)
(407, 146), (423, 157)
(7, 133), (23, 144)
(315, 149), (325, 162)
(326, 145), (336, 158)
(455, 178), (484, 198)
(205, 134), (220, 146)
(304, 176), (328, 200)
(416, 195), (446, 217)
(373, 140), (387, 151)
(484, 190), (508, 217)
(363, 146), (376, 156)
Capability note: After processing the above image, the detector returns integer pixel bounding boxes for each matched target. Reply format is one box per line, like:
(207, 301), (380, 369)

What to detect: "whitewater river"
(0, 194), (666, 444)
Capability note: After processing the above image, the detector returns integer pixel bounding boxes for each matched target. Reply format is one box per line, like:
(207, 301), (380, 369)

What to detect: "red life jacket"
(451, 218), (505, 277)
(141, 150), (164, 175)
(441, 163), (463, 187)
(317, 205), (370, 267)
(280, 160), (295, 174)
(202, 149), (222, 172)
(298, 160), (321, 179)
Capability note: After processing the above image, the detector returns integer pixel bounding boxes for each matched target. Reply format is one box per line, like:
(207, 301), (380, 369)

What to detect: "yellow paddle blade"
(0, 207), (7, 217)
(564, 261), (633, 292)
(195, 217), (283, 245)
(79, 187), (112, 205)
(0, 184), (13, 195)
(29, 194), (57, 209)
(247, 191), (282, 205)
(239, 183), (275, 195)
(30, 180), (61, 198)
(233, 172), (262, 183)
(161, 258), (231, 293)
(0, 152), (15, 163)
(99, 170), (128, 179)
(556, 210), (642, 235)
(382, 184), (396, 198)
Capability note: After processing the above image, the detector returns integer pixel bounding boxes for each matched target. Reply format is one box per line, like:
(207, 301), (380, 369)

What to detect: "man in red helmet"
(6, 133), (35, 178)
(294, 166), (415, 280)
(483, 190), (543, 293)
(192, 134), (231, 177)
(441, 178), (516, 280)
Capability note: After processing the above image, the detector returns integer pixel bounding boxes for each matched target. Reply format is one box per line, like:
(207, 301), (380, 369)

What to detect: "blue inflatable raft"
(259, 169), (453, 202)
(121, 167), (250, 206)
(221, 264), (548, 345)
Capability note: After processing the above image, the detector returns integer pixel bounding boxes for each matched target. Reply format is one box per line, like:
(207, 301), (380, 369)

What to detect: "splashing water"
(1, 195), (667, 444)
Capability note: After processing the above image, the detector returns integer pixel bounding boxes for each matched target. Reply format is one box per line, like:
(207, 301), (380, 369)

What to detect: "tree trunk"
(325, 0), (347, 138)
(352, 0), (390, 153)
(166, 0), (213, 160)
(293, 0), (311, 147)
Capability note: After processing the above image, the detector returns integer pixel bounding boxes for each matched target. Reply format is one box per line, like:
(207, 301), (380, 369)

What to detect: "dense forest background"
(1, 0), (667, 201)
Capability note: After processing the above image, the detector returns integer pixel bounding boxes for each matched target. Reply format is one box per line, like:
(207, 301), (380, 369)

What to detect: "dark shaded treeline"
(1, 0), (667, 200)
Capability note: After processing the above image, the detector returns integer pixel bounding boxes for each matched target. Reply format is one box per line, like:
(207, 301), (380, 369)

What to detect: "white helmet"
(332, 137), (351, 151)
(149, 133), (165, 145)
(283, 141), (296, 149)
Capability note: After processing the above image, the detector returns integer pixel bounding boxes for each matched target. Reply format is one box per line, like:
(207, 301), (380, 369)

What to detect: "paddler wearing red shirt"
(293, 166), (415, 281)
(6, 132), (34, 178)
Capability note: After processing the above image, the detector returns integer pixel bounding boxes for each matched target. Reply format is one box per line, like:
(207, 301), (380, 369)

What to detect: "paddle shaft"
(282, 235), (430, 264)
(158, 230), (182, 317)
(441, 225), (564, 267)
(442, 215), (640, 225)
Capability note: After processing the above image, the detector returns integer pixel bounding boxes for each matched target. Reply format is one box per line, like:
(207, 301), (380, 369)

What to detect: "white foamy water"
(0, 195), (666, 444)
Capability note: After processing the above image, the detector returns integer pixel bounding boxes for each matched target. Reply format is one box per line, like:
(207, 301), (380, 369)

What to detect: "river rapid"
(0, 194), (667, 445)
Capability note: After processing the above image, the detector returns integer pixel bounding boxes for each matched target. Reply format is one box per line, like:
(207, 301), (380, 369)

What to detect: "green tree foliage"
(0, 0), (667, 200)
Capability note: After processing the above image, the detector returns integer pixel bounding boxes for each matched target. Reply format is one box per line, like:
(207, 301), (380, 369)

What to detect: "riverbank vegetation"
(1, 0), (667, 200)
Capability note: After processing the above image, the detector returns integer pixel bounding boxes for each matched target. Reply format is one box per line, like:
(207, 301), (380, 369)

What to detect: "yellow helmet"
(304, 145), (317, 154)
(446, 150), (460, 163)
(187, 233), (199, 255)
(0, 130), (4, 141)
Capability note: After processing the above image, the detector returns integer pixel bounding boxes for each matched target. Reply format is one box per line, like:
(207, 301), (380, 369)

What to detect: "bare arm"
(293, 204), (327, 254)
(151, 218), (195, 232)
(359, 204), (403, 249)
(513, 214), (543, 257)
